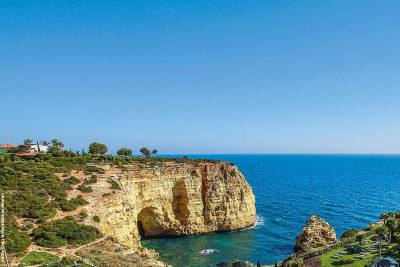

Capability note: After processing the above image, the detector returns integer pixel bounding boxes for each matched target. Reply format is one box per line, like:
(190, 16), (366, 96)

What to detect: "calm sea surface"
(142, 155), (400, 266)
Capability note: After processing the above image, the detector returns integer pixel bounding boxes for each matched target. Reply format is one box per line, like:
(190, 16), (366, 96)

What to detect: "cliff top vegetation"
(0, 138), (230, 264)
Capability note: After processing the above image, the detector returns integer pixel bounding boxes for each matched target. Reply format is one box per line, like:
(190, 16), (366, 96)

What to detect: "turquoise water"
(142, 155), (400, 266)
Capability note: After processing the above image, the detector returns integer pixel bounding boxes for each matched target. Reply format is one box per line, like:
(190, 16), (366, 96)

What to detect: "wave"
(236, 215), (265, 232)
(247, 215), (265, 230)
(199, 248), (218, 255)
(255, 215), (265, 227)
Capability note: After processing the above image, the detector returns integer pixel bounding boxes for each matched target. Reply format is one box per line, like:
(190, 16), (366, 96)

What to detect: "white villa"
(29, 144), (49, 153)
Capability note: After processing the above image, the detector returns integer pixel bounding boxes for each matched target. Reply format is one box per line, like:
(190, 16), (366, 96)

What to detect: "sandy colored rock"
(86, 160), (256, 249)
(295, 215), (337, 252)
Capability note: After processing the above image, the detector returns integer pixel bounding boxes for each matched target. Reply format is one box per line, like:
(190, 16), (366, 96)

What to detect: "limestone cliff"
(295, 215), (337, 253)
(84, 160), (256, 250)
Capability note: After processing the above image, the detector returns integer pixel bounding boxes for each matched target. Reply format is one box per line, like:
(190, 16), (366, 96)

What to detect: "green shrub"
(46, 256), (91, 267)
(83, 166), (105, 175)
(51, 150), (65, 157)
(340, 228), (359, 239)
(20, 252), (59, 266)
(59, 196), (88, 211)
(93, 216), (100, 223)
(107, 178), (121, 190)
(77, 185), (93, 193)
(63, 176), (80, 185)
(5, 217), (31, 253)
(88, 142), (108, 155)
(83, 175), (97, 185)
(79, 210), (88, 220)
(33, 217), (102, 247)
(117, 148), (133, 156)
(7, 191), (56, 220)
(283, 256), (304, 267)
(20, 221), (34, 231)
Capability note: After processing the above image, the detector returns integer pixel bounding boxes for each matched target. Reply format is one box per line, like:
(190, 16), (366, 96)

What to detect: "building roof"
(0, 144), (17, 148)
(15, 152), (38, 156)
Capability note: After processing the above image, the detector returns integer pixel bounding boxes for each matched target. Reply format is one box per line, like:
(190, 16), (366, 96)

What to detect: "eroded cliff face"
(85, 160), (256, 249)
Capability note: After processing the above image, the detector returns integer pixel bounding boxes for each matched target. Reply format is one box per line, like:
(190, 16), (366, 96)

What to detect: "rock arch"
(136, 207), (164, 239)
(172, 180), (189, 225)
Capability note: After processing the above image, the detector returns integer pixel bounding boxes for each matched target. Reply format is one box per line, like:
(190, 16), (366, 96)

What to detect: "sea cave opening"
(137, 207), (164, 239)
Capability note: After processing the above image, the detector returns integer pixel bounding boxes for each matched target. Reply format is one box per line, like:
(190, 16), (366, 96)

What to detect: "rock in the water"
(295, 215), (337, 252)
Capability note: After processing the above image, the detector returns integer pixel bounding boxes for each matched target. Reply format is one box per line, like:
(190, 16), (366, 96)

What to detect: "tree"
(374, 225), (389, 257)
(50, 139), (64, 151)
(380, 212), (394, 224)
(117, 148), (133, 156)
(89, 142), (108, 155)
(139, 147), (151, 157)
(23, 139), (33, 146)
(40, 140), (50, 146)
(151, 149), (158, 157)
(384, 217), (398, 243)
(354, 235), (364, 246)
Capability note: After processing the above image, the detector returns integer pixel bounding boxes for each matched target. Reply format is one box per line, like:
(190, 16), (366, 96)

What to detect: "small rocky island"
(295, 215), (337, 253)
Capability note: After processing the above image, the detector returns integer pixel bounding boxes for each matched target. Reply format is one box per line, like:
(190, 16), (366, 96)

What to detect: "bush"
(51, 150), (65, 157)
(93, 216), (100, 223)
(107, 178), (121, 190)
(84, 166), (105, 175)
(283, 256), (304, 267)
(33, 217), (102, 247)
(117, 148), (133, 156)
(20, 252), (60, 266)
(139, 147), (151, 157)
(77, 185), (93, 193)
(79, 210), (88, 220)
(83, 175), (97, 185)
(63, 176), (80, 185)
(59, 196), (88, 212)
(88, 142), (108, 155)
(340, 228), (359, 239)
(5, 217), (31, 253)
(8, 191), (56, 220)
(46, 256), (86, 267)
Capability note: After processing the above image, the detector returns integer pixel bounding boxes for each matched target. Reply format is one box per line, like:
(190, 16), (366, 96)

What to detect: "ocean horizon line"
(159, 153), (400, 156)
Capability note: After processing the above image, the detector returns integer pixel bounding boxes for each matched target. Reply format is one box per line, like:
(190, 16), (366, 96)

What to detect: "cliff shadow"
(172, 180), (189, 226)
(137, 207), (165, 239)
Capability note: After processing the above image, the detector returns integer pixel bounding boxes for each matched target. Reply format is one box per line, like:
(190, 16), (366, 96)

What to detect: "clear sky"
(1, 1), (400, 154)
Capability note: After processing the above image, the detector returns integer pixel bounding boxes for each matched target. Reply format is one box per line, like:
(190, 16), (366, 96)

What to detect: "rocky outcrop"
(85, 160), (256, 250)
(295, 215), (337, 252)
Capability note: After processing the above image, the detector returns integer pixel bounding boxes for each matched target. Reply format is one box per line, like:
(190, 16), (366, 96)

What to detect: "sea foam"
(199, 249), (218, 255)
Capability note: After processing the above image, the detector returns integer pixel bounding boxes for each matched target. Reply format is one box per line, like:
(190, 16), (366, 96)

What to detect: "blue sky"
(1, 1), (400, 154)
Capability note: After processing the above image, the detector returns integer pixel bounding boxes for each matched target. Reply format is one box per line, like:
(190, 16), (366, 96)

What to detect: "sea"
(142, 155), (400, 266)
